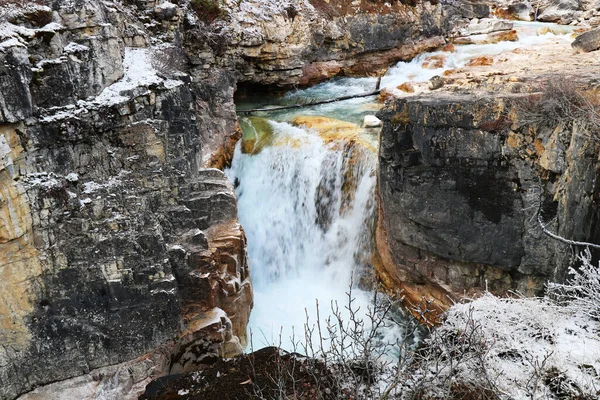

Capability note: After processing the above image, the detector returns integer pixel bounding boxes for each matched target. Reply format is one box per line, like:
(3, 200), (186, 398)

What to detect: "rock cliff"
(0, 1), (251, 399)
(377, 76), (600, 311)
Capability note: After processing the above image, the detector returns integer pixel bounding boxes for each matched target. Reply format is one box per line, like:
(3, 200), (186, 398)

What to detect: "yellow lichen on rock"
(291, 115), (377, 153)
(0, 124), (41, 351)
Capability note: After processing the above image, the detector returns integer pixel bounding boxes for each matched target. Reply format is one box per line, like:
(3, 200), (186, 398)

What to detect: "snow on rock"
(63, 42), (90, 53)
(89, 47), (182, 107)
(363, 115), (382, 128)
(39, 106), (88, 123)
(158, 1), (177, 10)
(37, 22), (65, 33)
(65, 173), (79, 183)
(23, 173), (64, 190)
(417, 293), (600, 399)
(0, 37), (24, 51)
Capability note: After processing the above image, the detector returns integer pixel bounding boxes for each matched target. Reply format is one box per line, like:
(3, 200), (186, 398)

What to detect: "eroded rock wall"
(184, 0), (481, 88)
(0, 1), (250, 399)
(377, 92), (600, 311)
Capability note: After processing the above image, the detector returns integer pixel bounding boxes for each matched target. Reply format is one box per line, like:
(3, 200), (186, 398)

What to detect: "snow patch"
(38, 22), (65, 33)
(90, 47), (183, 107)
(65, 173), (79, 183)
(64, 42), (90, 53)
(24, 173), (63, 190)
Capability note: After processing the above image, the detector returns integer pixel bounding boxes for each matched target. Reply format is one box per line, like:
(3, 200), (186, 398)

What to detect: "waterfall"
(227, 120), (380, 351)
(228, 20), (574, 352)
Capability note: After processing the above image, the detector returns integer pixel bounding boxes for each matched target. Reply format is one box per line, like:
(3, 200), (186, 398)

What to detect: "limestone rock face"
(0, 1), (251, 399)
(184, 0), (471, 88)
(377, 93), (600, 310)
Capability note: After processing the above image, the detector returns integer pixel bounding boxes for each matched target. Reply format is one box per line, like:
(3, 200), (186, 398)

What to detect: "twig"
(237, 90), (381, 114)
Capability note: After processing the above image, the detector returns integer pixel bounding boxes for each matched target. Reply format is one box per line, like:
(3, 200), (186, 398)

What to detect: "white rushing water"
(227, 121), (382, 350)
(228, 21), (574, 352)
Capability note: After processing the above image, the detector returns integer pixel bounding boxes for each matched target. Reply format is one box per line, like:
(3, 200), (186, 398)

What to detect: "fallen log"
(237, 89), (381, 115)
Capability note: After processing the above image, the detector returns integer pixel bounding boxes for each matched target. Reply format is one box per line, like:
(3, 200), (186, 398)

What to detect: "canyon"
(0, 0), (599, 399)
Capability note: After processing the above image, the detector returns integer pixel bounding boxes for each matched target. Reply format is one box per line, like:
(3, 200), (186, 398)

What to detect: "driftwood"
(237, 89), (381, 115)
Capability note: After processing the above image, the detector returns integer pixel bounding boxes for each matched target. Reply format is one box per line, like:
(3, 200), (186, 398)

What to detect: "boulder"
(496, 3), (535, 21)
(487, 29), (519, 43)
(462, 18), (513, 36)
(572, 27), (600, 52)
(363, 115), (382, 128)
(509, 3), (535, 20)
(467, 56), (494, 66)
(429, 75), (444, 90)
(397, 82), (415, 93)
(537, 0), (581, 23)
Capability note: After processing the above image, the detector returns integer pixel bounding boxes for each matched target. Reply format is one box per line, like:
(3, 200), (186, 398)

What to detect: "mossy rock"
(239, 117), (275, 155)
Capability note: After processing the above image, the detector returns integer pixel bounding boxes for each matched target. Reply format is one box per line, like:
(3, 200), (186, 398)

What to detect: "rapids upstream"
(227, 21), (575, 352)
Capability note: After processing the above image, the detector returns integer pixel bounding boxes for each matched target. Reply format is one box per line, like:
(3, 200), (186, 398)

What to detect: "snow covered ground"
(405, 262), (600, 400)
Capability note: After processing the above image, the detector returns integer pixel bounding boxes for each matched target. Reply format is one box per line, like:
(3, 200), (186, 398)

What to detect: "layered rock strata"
(377, 77), (600, 312)
(184, 0), (484, 88)
(0, 1), (251, 399)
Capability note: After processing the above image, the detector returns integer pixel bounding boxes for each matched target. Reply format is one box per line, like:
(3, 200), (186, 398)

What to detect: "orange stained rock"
(534, 137), (545, 154)
(442, 43), (455, 52)
(422, 54), (446, 69)
(467, 56), (494, 67)
(291, 115), (377, 153)
(378, 87), (395, 102)
(397, 82), (415, 93)
(487, 29), (518, 43)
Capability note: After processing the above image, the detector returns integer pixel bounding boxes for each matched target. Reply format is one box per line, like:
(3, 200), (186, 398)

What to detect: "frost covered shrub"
(408, 293), (600, 400)
(548, 248), (600, 320)
(244, 255), (600, 400)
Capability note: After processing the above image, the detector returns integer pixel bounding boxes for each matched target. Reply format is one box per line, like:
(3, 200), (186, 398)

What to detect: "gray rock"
(572, 27), (600, 52)
(0, 46), (33, 123)
(463, 18), (513, 35)
(377, 92), (600, 299)
(538, 0), (581, 22)
(428, 75), (444, 90)
(509, 3), (535, 21)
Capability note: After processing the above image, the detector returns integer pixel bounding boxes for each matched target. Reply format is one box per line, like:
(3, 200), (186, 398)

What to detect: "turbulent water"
(227, 21), (573, 352)
(227, 121), (380, 350)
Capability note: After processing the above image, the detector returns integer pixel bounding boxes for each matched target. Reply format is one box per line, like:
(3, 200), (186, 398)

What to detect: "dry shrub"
(190, 0), (225, 24)
(511, 76), (600, 130)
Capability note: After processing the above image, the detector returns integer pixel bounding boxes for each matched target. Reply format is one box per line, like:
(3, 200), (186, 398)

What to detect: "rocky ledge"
(375, 33), (600, 312)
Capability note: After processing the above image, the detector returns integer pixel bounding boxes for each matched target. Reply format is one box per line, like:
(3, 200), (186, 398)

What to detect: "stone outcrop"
(572, 27), (600, 51)
(376, 90), (600, 312)
(0, 1), (251, 399)
(183, 0), (476, 88)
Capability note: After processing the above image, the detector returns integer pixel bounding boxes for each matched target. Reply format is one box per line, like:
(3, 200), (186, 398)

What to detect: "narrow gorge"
(1, 0), (600, 399)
